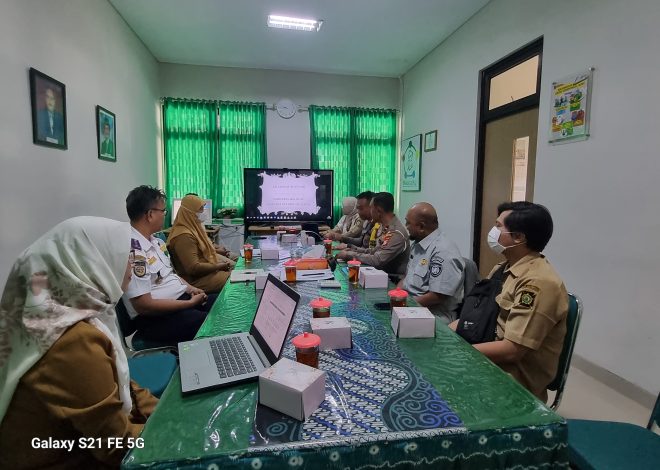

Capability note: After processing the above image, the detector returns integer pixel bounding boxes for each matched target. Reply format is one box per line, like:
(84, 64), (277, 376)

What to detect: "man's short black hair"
(356, 191), (375, 202)
(497, 201), (553, 252)
(126, 185), (166, 222)
(372, 192), (395, 213)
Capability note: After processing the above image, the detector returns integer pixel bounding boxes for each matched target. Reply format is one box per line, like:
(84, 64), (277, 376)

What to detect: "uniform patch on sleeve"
(133, 260), (147, 278)
(518, 285), (540, 309)
(430, 262), (443, 277)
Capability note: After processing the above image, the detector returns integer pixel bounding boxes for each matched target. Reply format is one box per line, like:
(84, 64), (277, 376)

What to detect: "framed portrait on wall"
(401, 134), (422, 191)
(96, 105), (116, 162)
(424, 130), (437, 152)
(29, 68), (67, 149)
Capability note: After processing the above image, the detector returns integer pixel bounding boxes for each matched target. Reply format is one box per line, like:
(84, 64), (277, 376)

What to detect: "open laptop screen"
(251, 275), (299, 363)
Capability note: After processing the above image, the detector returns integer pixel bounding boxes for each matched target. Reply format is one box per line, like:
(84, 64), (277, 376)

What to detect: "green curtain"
(309, 106), (354, 223)
(310, 106), (396, 223)
(163, 99), (218, 214)
(217, 102), (267, 215)
(354, 109), (397, 194)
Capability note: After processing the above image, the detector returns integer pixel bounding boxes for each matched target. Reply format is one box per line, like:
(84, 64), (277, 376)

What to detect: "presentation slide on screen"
(257, 172), (320, 216)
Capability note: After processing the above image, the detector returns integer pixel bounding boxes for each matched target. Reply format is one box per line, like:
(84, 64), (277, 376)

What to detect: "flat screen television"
(243, 168), (333, 223)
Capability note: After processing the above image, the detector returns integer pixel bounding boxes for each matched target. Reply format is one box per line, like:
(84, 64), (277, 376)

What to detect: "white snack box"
(255, 272), (269, 290)
(261, 246), (280, 260)
(310, 317), (352, 351)
(358, 266), (389, 289)
(258, 358), (326, 421)
(281, 234), (298, 244)
(391, 307), (436, 338)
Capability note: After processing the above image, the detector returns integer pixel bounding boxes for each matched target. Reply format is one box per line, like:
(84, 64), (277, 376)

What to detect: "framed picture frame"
(29, 68), (67, 149)
(96, 105), (116, 162)
(401, 134), (422, 191)
(549, 68), (594, 144)
(424, 130), (437, 152)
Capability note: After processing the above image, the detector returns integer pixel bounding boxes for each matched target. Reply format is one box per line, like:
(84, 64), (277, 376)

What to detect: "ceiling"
(109, 0), (490, 78)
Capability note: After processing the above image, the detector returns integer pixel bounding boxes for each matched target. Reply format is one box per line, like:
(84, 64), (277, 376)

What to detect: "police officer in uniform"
(123, 186), (217, 345)
(336, 192), (410, 279)
(450, 201), (568, 402)
(399, 203), (465, 324)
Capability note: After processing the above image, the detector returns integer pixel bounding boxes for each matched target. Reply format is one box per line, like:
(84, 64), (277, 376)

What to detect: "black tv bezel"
(243, 168), (334, 224)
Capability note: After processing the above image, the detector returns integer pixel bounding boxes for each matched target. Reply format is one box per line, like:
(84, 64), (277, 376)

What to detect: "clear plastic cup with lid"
(243, 244), (254, 262)
(310, 297), (332, 318)
(292, 332), (321, 368)
(284, 260), (297, 282)
(388, 288), (409, 308)
(323, 239), (333, 256)
(347, 259), (361, 285)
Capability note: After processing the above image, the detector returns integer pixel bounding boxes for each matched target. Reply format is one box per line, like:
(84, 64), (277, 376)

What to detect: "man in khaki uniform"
(336, 192), (410, 278)
(450, 201), (568, 401)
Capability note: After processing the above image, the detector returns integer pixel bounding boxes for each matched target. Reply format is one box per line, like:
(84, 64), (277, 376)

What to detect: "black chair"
(114, 299), (177, 397)
(115, 298), (176, 356)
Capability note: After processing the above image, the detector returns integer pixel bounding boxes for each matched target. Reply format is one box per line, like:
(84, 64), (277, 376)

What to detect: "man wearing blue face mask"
(450, 201), (568, 402)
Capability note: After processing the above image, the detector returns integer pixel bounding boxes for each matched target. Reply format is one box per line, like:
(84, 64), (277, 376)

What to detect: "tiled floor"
(553, 366), (651, 426)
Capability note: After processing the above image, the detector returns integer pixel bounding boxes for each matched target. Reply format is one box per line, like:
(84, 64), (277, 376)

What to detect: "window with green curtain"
(355, 109), (397, 194)
(309, 106), (354, 222)
(163, 99), (218, 212)
(217, 102), (267, 215)
(310, 106), (397, 223)
(162, 99), (267, 218)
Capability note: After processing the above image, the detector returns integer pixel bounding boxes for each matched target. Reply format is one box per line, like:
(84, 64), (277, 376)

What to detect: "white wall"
(401, 0), (660, 394)
(0, 0), (160, 285)
(159, 64), (400, 169)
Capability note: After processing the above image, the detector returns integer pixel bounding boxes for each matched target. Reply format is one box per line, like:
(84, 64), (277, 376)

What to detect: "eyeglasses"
(148, 208), (168, 215)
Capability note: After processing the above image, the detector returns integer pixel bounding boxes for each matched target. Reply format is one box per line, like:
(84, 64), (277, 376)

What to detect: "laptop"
(178, 274), (300, 394)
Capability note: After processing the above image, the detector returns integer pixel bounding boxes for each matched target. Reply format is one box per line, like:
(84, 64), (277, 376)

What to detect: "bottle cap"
(292, 332), (321, 349)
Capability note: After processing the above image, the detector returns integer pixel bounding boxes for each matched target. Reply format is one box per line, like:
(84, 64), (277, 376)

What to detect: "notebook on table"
(178, 274), (300, 394)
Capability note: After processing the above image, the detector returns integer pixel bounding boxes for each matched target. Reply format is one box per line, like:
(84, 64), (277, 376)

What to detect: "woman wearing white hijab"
(322, 196), (362, 239)
(0, 217), (158, 469)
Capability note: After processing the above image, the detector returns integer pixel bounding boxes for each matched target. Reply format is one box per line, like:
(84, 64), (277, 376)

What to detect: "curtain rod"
(161, 97), (399, 113)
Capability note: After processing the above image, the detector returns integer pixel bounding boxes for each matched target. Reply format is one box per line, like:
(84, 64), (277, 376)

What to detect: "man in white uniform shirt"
(123, 185), (217, 345)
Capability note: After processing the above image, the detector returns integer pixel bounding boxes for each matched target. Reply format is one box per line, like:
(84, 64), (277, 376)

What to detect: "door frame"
(472, 37), (544, 267)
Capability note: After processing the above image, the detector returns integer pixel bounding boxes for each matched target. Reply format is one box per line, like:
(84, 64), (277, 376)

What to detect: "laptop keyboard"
(210, 336), (258, 378)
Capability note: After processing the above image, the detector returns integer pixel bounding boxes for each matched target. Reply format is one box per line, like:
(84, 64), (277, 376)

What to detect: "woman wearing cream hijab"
(322, 196), (362, 239)
(167, 194), (232, 293)
(0, 216), (158, 469)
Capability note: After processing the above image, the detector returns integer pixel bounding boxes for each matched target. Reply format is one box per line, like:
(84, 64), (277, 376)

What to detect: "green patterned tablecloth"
(123, 245), (568, 469)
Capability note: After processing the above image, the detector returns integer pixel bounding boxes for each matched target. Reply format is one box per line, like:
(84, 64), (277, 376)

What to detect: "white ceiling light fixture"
(267, 14), (323, 32)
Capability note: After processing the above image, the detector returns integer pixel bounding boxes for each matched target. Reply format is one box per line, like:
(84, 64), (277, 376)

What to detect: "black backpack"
(455, 264), (507, 344)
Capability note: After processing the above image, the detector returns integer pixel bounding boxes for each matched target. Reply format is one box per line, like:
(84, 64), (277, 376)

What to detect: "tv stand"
(247, 223), (330, 236)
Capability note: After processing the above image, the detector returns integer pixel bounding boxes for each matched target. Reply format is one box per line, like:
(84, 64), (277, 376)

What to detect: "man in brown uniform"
(451, 201), (568, 401)
(336, 192), (410, 279)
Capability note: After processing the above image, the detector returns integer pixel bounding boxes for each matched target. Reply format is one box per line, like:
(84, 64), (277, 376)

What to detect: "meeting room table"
(122, 238), (568, 469)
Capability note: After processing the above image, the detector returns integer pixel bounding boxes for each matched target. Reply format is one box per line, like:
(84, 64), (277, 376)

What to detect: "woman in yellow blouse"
(0, 216), (158, 469)
(167, 194), (233, 294)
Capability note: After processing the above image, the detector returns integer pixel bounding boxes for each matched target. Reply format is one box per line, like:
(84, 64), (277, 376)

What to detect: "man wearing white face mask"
(450, 201), (568, 402)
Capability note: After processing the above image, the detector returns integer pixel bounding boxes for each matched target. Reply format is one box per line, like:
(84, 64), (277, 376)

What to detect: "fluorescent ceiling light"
(267, 15), (323, 32)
